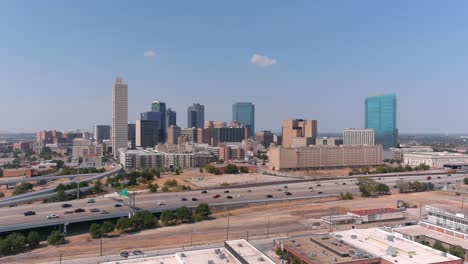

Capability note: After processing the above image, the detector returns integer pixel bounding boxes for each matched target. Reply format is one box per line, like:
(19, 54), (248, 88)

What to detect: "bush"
(148, 183), (158, 193)
(27, 231), (40, 248)
(464, 178), (468, 185)
(101, 221), (115, 235)
(239, 166), (249, 174)
(115, 217), (132, 232)
(0, 192), (4, 198)
(0, 233), (27, 255)
(13, 183), (34, 195)
(175, 207), (193, 223)
(162, 186), (169, 192)
(160, 210), (176, 225)
(89, 223), (102, 239)
(205, 165), (222, 175)
(164, 179), (178, 187)
(47, 231), (66, 246)
(224, 164), (239, 174)
(194, 203), (211, 222)
(448, 245), (465, 258)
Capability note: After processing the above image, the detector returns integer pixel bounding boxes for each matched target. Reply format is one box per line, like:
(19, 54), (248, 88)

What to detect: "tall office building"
(128, 124), (136, 149)
(343, 128), (375, 146)
(232, 102), (255, 135)
(136, 120), (159, 148)
(187, 103), (205, 128)
(167, 125), (181, 145)
(166, 108), (177, 127)
(151, 101), (167, 142)
(281, 119), (318, 147)
(365, 94), (398, 148)
(112, 78), (128, 157)
(93, 125), (111, 143)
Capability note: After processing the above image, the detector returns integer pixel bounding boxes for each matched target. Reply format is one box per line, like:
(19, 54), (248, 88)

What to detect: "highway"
(0, 172), (463, 233)
(0, 173), (99, 186)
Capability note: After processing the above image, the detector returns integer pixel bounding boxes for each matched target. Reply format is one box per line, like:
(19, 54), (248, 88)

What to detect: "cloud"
(143, 50), (157, 57)
(250, 54), (277, 67)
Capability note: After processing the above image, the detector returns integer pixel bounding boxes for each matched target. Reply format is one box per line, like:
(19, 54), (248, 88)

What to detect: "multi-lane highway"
(0, 172), (463, 233)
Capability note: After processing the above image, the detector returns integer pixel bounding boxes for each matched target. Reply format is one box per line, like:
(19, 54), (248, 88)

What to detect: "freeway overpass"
(0, 173), (99, 186)
(0, 172), (462, 234)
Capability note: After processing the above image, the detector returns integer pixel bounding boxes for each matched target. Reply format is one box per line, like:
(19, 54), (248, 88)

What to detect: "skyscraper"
(281, 119), (317, 147)
(232, 102), (255, 135)
(93, 125), (111, 143)
(141, 111), (162, 143)
(128, 124), (136, 149)
(151, 101), (166, 142)
(166, 108), (177, 127)
(136, 120), (159, 148)
(187, 103), (205, 128)
(112, 78), (128, 157)
(365, 94), (398, 148)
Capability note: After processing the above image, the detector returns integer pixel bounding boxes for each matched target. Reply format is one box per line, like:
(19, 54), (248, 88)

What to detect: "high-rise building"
(141, 111), (162, 143)
(166, 108), (177, 127)
(343, 128), (375, 146)
(93, 125), (111, 143)
(180, 128), (198, 143)
(232, 102), (255, 135)
(128, 124), (136, 149)
(167, 125), (181, 145)
(365, 94), (398, 148)
(256, 130), (274, 147)
(281, 119), (318, 147)
(187, 103), (205, 128)
(136, 119), (159, 148)
(151, 101), (167, 142)
(112, 78), (128, 157)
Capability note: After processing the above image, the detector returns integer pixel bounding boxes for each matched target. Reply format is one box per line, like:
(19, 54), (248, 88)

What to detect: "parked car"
(24, 211), (36, 216)
(120, 251), (129, 258)
(47, 214), (59, 219)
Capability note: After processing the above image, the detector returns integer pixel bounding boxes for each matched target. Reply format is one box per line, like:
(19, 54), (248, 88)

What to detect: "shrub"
(47, 231), (66, 246)
(101, 221), (115, 235)
(89, 223), (102, 239)
(0, 233), (27, 255)
(27, 231), (40, 248)
(194, 203), (211, 222)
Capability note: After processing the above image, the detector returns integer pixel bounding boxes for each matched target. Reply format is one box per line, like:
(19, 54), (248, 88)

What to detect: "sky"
(2, 1), (468, 134)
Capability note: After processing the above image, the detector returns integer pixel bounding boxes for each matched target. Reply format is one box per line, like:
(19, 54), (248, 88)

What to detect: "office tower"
(166, 108), (177, 127)
(187, 103), (205, 128)
(128, 124), (136, 149)
(212, 127), (247, 146)
(256, 130), (274, 147)
(151, 101), (167, 142)
(281, 119), (318, 147)
(112, 78), (128, 157)
(167, 125), (181, 145)
(93, 125), (111, 143)
(136, 120), (159, 148)
(232, 102), (255, 135)
(365, 94), (398, 148)
(343, 128), (375, 146)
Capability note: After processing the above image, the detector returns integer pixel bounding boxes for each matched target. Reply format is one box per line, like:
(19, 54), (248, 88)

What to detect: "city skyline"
(3, 1), (468, 134)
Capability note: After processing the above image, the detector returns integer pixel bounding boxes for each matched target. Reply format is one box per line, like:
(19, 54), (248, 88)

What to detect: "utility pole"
(190, 230), (193, 246)
(329, 207), (334, 233)
(462, 198), (464, 212)
(59, 253), (62, 264)
(226, 215), (230, 241)
(100, 237), (103, 256)
(76, 167), (80, 200)
(267, 216), (270, 237)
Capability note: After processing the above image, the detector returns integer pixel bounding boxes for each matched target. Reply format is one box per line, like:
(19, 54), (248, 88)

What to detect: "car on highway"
(133, 250), (143, 255)
(284, 185), (288, 189)
(192, 198), (198, 201)
(120, 251), (129, 258)
(61, 203), (72, 208)
(427, 176), (432, 180)
(64, 211), (74, 214)
(47, 214), (59, 219)
(266, 194), (273, 198)
(284, 192), (292, 196)
(74, 208), (86, 213)
(308, 187), (314, 189)
(157, 202), (166, 205)
(277, 189), (282, 192)
(212, 194), (221, 199)
(24, 211), (36, 216)
(88, 199), (96, 203)
(114, 204), (123, 207)
(90, 208), (100, 213)
(201, 190), (208, 194)
(316, 184), (321, 187)
(226, 196), (233, 199)
(181, 198), (187, 201)
(318, 191), (323, 194)
(342, 183), (346, 185)
(224, 190), (230, 193)
(100, 210), (109, 214)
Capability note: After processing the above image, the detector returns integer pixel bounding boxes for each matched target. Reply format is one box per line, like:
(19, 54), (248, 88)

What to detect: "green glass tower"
(232, 102), (255, 135)
(365, 94), (398, 148)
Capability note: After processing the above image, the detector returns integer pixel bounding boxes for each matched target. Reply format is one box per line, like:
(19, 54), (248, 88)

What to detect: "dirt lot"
(1, 191), (462, 264)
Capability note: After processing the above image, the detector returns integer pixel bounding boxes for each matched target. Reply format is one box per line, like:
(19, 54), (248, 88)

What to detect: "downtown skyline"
(3, 1), (468, 134)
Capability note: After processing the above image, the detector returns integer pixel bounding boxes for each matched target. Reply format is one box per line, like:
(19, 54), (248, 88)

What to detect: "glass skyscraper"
(232, 102), (255, 135)
(151, 101), (166, 142)
(187, 103), (205, 128)
(365, 94), (398, 148)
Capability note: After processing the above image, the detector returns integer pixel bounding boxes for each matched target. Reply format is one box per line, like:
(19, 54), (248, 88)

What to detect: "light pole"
(226, 215), (230, 241)
(267, 216), (270, 237)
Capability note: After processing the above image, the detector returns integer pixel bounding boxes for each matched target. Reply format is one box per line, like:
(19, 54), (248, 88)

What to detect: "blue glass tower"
(232, 102), (255, 135)
(150, 101), (166, 142)
(365, 94), (398, 148)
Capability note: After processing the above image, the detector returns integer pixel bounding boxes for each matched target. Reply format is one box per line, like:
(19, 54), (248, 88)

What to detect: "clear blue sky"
(2, 1), (468, 134)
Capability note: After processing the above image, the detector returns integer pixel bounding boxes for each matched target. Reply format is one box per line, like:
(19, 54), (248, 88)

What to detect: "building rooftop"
(337, 228), (461, 264)
(278, 234), (378, 264)
(349, 208), (400, 216)
(394, 225), (468, 250)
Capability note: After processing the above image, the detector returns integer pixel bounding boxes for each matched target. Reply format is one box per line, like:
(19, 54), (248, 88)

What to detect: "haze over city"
(2, 1), (468, 133)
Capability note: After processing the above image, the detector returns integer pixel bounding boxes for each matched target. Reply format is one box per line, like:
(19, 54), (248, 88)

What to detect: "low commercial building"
(347, 208), (404, 223)
(276, 234), (380, 264)
(404, 152), (468, 168)
(422, 206), (468, 237)
(13, 141), (33, 152)
(72, 138), (103, 166)
(268, 145), (383, 171)
(100, 239), (274, 264)
(337, 228), (462, 264)
(343, 128), (375, 146)
(119, 149), (211, 170)
(315, 137), (343, 146)
(389, 146), (433, 162)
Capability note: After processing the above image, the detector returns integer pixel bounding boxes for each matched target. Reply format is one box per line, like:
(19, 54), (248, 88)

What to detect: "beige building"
(180, 127), (198, 143)
(167, 125), (181, 145)
(281, 119), (317, 147)
(343, 128), (375, 146)
(404, 151), (468, 168)
(72, 138), (103, 166)
(268, 145), (383, 170)
(111, 78), (128, 157)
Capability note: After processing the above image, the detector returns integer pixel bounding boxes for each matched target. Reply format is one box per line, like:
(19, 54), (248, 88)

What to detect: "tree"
(57, 188), (66, 202)
(0, 192), (4, 198)
(101, 221), (115, 235)
(13, 183), (34, 195)
(464, 178), (468, 185)
(89, 223), (103, 239)
(47, 231), (66, 246)
(194, 203), (211, 222)
(130, 211), (156, 230)
(115, 217), (132, 232)
(433, 241), (447, 252)
(356, 177), (377, 197)
(448, 245), (465, 258)
(224, 164), (239, 174)
(175, 207), (193, 223)
(375, 183), (390, 195)
(26, 231), (40, 248)
(148, 183), (158, 193)
(0, 233), (27, 255)
(164, 179), (178, 187)
(175, 168), (180, 175)
(160, 210), (176, 225)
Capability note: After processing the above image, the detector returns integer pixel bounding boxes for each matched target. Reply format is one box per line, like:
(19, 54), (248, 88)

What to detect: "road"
(0, 172), (462, 233)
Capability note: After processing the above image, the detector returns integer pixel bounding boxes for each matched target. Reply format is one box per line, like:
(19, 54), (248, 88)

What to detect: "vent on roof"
(258, 257), (265, 262)
(208, 260), (214, 264)
(180, 253), (186, 258)
(238, 243), (243, 247)
(215, 249), (221, 254)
